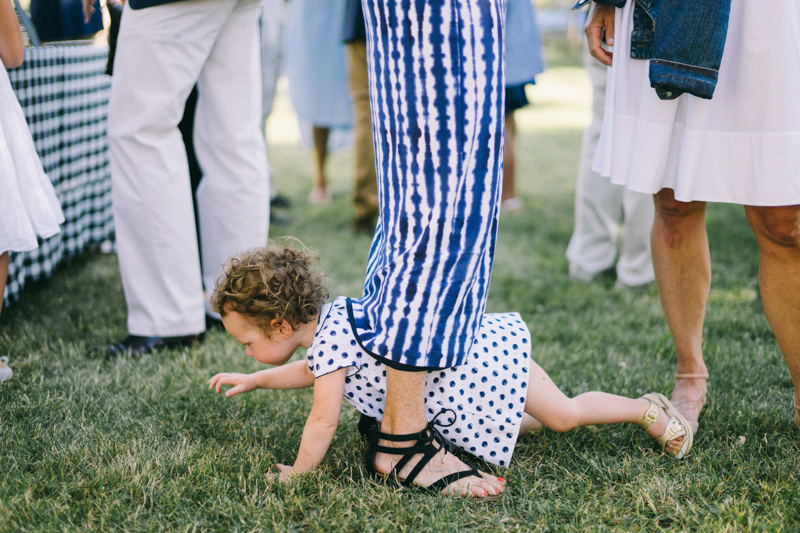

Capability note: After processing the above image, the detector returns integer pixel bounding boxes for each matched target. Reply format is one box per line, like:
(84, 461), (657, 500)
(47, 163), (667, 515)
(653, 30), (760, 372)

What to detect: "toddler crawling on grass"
(208, 242), (693, 487)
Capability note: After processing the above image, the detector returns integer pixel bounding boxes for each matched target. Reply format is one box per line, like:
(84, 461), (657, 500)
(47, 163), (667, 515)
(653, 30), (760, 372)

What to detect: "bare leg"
(0, 251), (7, 376)
(374, 367), (505, 497)
(310, 126), (330, 204)
(524, 360), (684, 453)
(0, 251), (7, 318)
(518, 413), (543, 436)
(744, 205), (800, 428)
(501, 113), (517, 205)
(652, 189), (709, 431)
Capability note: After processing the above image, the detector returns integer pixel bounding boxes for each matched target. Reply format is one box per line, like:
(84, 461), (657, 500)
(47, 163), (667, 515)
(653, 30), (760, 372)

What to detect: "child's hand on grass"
(265, 463), (296, 483)
(208, 372), (257, 397)
(276, 463), (295, 482)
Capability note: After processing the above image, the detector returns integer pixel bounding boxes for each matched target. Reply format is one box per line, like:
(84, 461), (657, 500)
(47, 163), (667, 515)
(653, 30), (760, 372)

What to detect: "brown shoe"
(352, 214), (377, 235)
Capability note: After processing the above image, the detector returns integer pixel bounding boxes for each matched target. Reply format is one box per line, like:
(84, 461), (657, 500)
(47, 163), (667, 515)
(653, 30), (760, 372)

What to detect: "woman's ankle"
(675, 358), (708, 376)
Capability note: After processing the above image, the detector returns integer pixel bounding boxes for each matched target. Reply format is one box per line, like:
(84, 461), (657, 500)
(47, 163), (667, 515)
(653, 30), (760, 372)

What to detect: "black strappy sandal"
(364, 410), (482, 494)
(357, 413), (380, 442)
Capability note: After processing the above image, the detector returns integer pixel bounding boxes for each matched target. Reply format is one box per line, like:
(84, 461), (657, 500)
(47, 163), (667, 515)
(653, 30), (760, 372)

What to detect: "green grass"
(2, 67), (799, 532)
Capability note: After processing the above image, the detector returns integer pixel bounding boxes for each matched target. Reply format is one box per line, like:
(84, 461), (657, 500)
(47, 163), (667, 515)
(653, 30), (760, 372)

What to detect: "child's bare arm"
(275, 367), (347, 481)
(209, 360), (315, 397)
(0, 0), (23, 68)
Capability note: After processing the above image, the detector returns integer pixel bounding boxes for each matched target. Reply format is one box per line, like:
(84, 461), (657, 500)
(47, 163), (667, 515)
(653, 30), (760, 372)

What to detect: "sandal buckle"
(640, 405), (659, 429)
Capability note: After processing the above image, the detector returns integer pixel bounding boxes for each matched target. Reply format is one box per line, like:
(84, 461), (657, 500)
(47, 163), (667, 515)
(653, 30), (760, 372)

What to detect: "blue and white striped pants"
(353, 0), (506, 370)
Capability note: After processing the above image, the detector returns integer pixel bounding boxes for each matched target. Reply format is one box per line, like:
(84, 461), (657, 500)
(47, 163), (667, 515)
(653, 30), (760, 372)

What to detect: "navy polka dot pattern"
(307, 297), (530, 467)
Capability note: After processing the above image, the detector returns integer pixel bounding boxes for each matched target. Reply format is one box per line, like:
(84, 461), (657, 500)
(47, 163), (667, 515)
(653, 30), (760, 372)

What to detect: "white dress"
(306, 297), (531, 467)
(594, 1), (800, 206)
(0, 63), (64, 254)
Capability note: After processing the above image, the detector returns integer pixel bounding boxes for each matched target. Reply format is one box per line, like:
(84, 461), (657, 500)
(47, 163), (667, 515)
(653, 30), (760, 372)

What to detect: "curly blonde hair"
(210, 240), (329, 335)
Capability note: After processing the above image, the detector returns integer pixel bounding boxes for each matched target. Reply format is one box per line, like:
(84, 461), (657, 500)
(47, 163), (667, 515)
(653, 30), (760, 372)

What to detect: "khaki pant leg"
(348, 41), (379, 223)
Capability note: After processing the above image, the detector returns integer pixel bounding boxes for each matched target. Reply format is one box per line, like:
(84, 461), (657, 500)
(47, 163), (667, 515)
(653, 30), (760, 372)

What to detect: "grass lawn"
(2, 57), (799, 532)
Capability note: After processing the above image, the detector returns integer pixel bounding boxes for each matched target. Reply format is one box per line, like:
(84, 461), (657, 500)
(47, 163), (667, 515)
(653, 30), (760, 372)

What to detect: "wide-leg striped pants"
(352, 0), (506, 370)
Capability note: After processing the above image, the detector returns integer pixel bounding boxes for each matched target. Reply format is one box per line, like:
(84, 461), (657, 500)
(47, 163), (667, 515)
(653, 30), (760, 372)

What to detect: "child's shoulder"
(314, 296), (351, 337)
(323, 296), (349, 319)
(481, 312), (528, 331)
(307, 297), (364, 379)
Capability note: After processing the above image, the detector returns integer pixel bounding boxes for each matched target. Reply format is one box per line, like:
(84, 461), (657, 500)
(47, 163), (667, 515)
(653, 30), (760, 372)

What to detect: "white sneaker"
(501, 197), (523, 213)
(0, 356), (13, 383)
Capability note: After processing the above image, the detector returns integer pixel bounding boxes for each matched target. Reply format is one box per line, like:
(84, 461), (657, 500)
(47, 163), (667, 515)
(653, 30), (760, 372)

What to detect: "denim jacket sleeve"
(572, 0), (626, 9)
(633, 0), (731, 100)
(574, 0), (731, 101)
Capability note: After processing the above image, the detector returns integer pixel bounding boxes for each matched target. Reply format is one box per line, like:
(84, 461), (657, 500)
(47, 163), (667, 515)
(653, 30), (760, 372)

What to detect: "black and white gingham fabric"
(4, 45), (114, 307)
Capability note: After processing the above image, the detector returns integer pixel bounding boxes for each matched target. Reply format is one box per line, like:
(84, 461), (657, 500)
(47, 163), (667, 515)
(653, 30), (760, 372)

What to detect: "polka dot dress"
(306, 297), (531, 467)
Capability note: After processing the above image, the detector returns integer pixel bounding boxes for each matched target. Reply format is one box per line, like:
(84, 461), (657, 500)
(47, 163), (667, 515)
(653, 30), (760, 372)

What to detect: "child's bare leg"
(524, 360), (683, 453)
(518, 413), (543, 436)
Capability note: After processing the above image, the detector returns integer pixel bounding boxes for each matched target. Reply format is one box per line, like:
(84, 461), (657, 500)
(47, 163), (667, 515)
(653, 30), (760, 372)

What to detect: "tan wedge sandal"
(671, 372), (708, 434)
(640, 393), (694, 459)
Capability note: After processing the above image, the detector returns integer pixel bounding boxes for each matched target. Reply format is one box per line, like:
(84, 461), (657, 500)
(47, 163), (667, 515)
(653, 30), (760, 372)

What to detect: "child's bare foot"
(639, 393), (693, 459)
(374, 443), (504, 498)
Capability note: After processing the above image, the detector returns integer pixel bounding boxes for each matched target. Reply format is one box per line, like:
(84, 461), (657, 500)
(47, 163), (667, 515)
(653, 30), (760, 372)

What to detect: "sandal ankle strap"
(370, 426), (439, 458)
(371, 410), (456, 448)
(374, 427), (433, 442)
(639, 400), (659, 430)
(675, 372), (709, 379)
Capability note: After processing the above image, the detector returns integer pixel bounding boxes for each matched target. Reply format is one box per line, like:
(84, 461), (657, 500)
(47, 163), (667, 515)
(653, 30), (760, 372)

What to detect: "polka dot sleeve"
(306, 299), (366, 379)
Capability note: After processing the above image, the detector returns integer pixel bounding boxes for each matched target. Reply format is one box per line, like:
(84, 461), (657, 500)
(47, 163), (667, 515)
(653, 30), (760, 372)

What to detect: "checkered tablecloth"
(4, 45), (114, 307)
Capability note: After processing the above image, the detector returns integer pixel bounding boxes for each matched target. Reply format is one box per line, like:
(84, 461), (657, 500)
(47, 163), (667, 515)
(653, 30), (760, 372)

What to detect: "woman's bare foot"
(374, 442), (505, 498)
(309, 186), (330, 205)
(670, 373), (708, 434)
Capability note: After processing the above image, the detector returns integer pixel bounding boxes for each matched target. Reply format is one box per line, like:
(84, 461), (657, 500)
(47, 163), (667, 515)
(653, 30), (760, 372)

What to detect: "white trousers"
(109, 0), (269, 337)
(566, 42), (654, 288)
(259, 0), (289, 200)
(260, 0), (288, 127)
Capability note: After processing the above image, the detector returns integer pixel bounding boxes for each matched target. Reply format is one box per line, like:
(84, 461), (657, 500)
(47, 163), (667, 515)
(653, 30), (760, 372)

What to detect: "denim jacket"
(575, 0), (731, 100)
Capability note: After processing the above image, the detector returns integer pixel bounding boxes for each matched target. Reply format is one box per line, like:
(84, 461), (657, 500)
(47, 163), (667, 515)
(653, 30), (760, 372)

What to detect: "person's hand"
(82, 0), (97, 24)
(265, 464), (296, 483)
(585, 4), (616, 66)
(276, 463), (295, 482)
(208, 372), (257, 397)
